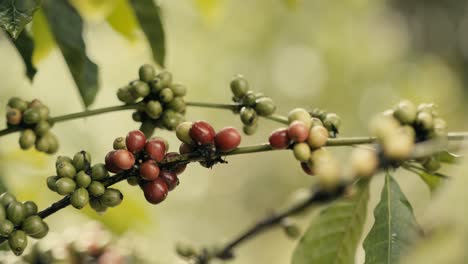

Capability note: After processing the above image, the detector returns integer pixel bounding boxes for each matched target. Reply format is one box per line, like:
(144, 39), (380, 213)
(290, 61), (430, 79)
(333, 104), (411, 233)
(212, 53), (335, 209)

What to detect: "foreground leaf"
(434, 151), (462, 164)
(0, 0), (41, 39)
(416, 170), (444, 193)
(31, 9), (54, 65)
(130, 0), (165, 66)
(8, 30), (37, 80)
(363, 173), (419, 264)
(107, 0), (138, 42)
(292, 180), (369, 264)
(42, 0), (99, 107)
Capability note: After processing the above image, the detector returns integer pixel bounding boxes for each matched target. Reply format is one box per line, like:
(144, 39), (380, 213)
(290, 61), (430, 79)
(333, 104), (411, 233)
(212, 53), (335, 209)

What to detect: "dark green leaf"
(8, 29), (37, 80)
(292, 180), (370, 264)
(42, 0), (99, 107)
(0, 0), (41, 39)
(130, 0), (165, 66)
(363, 173), (419, 264)
(435, 151), (462, 164)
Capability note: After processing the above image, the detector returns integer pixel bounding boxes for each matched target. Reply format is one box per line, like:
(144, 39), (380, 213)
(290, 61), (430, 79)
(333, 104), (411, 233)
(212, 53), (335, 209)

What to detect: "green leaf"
(31, 9), (55, 65)
(292, 180), (370, 264)
(416, 171), (443, 192)
(0, 0), (41, 39)
(107, 0), (138, 42)
(42, 0), (99, 107)
(434, 151), (462, 164)
(8, 29), (37, 80)
(130, 0), (165, 66)
(363, 173), (419, 264)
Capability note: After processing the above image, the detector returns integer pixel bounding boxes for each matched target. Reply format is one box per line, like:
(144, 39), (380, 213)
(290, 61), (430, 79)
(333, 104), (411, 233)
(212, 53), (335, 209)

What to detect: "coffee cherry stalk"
(0, 64), (466, 259)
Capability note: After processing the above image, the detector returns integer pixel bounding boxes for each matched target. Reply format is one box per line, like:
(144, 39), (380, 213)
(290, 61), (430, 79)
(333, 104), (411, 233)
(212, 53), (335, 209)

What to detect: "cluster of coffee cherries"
(371, 100), (448, 170)
(309, 108), (342, 137)
(229, 75), (276, 135)
(105, 130), (185, 205)
(5, 98), (58, 154)
(117, 64), (187, 131)
(175, 121), (242, 166)
(47, 152), (122, 212)
(0, 192), (48, 256)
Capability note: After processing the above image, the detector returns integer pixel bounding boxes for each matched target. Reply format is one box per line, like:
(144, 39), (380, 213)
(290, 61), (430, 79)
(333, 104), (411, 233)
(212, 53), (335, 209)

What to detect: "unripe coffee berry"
(145, 139), (166, 162)
(56, 177), (76, 195)
(22, 215), (47, 238)
(56, 162), (77, 178)
(176, 122), (194, 145)
(117, 86), (136, 104)
(139, 64), (156, 82)
(88, 181), (105, 197)
(323, 113), (341, 132)
(382, 132), (414, 160)
(35, 105), (49, 121)
(242, 91), (257, 107)
(113, 137), (126, 150)
(127, 176), (139, 186)
(214, 127), (242, 152)
(288, 121), (309, 143)
(45, 133), (59, 154)
(393, 100), (417, 124)
(159, 170), (178, 191)
(269, 128), (290, 149)
(159, 88), (174, 103)
(22, 201), (38, 217)
(288, 108), (312, 128)
(90, 198), (107, 213)
(157, 71), (173, 87)
(0, 206), (5, 220)
(190, 121), (216, 145)
(34, 120), (50, 136)
(100, 188), (123, 207)
(35, 136), (50, 152)
(130, 81), (150, 98)
(71, 188), (90, 209)
(293, 143), (311, 162)
(8, 97), (28, 111)
(307, 126), (329, 149)
(143, 178), (168, 204)
(243, 123), (258, 135)
(167, 97), (186, 113)
(7, 201), (25, 225)
(416, 111), (433, 131)
(6, 108), (22, 125)
(423, 156), (441, 173)
(91, 163), (109, 180)
(254, 97), (276, 116)
(112, 150), (135, 170)
(140, 160), (160, 181)
(0, 193), (15, 208)
(126, 130), (147, 153)
(46, 176), (59, 192)
(170, 84), (187, 97)
(230, 75), (249, 98)
(0, 219), (14, 237)
(145, 100), (163, 119)
(310, 117), (323, 128)
(73, 151), (91, 171)
(8, 230), (27, 256)
(350, 148), (379, 178)
(22, 108), (40, 124)
(76, 171), (92, 188)
(19, 129), (36, 150)
(240, 107), (257, 126)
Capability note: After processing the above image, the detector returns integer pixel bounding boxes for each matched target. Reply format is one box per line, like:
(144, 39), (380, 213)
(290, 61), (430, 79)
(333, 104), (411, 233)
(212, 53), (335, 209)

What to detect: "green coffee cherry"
(254, 97), (276, 116)
(56, 178), (76, 195)
(36, 106), (50, 121)
(91, 164), (109, 181)
(117, 86), (137, 104)
(323, 113), (341, 132)
(46, 176), (59, 192)
(70, 188), (89, 209)
(22, 108), (41, 125)
(243, 123), (258, 135)
(145, 100), (163, 119)
(167, 97), (186, 113)
(175, 241), (198, 258)
(127, 176), (139, 186)
(100, 188), (123, 207)
(176, 121), (194, 145)
(22, 201), (38, 217)
(89, 198), (107, 213)
(113, 137), (127, 150)
(22, 215), (48, 238)
(56, 156), (72, 166)
(88, 181), (105, 197)
(8, 230), (27, 256)
(0, 219), (14, 237)
(8, 97), (28, 111)
(240, 107), (258, 126)
(76, 171), (92, 188)
(34, 121), (50, 136)
(156, 71), (173, 88)
(230, 76), (249, 98)
(432, 118), (447, 138)
(415, 111), (433, 131)
(310, 117), (323, 128)
(130, 80), (150, 98)
(170, 84), (187, 97)
(19, 129), (36, 150)
(139, 64), (156, 82)
(423, 157), (441, 173)
(393, 100), (417, 124)
(56, 162), (77, 178)
(7, 201), (25, 225)
(159, 88), (174, 103)
(288, 108), (312, 127)
(162, 110), (179, 130)
(45, 133), (59, 154)
(6, 108), (22, 125)
(242, 91), (256, 107)
(132, 111), (143, 122)
(35, 136), (50, 153)
(0, 206), (5, 221)
(0, 193), (16, 208)
(282, 220), (301, 239)
(293, 143), (311, 162)
(73, 151), (91, 171)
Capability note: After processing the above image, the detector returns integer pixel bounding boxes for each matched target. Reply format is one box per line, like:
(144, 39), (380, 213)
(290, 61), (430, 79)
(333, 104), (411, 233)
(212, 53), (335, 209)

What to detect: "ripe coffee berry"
(300, 162), (314, 175)
(112, 150), (135, 170)
(145, 139), (166, 162)
(269, 128), (290, 149)
(214, 127), (242, 152)
(143, 178), (168, 204)
(189, 121), (216, 145)
(105, 151), (122, 173)
(126, 130), (146, 153)
(288, 121), (309, 143)
(179, 143), (193, 155)
(140, 160), (160, 181)
(159, 170), (178, 191)
(176, 122), (194, 145)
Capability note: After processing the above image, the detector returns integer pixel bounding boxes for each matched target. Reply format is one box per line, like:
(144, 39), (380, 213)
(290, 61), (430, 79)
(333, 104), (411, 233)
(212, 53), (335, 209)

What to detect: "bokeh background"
(0, 0), (467, 263)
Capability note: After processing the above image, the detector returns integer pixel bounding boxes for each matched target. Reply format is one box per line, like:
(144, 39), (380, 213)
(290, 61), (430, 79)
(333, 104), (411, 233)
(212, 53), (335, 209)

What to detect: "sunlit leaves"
(0, 0), (41, 39)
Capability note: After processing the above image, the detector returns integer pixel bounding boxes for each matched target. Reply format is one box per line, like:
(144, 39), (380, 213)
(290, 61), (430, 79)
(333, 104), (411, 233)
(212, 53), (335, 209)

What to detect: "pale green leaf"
(417, 171), (443, 192)
(0, 0), (41, 39)
(194, 0), (224, 23)
(106, 0), (138, 42)
(291, 180), (369, 264)
(31, 9), (55, 65)
(363, 173), (419, 264)
(130, 0), (165, 66)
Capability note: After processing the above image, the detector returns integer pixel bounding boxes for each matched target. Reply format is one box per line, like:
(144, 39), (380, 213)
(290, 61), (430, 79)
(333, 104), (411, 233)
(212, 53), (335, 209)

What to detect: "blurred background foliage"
(0, 0), (467, 263)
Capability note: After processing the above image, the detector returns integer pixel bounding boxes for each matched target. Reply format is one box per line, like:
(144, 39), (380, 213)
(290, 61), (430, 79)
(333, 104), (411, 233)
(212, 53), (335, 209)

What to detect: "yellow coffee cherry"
(350, 148), (379, 178)
(307, 126), (328, 149)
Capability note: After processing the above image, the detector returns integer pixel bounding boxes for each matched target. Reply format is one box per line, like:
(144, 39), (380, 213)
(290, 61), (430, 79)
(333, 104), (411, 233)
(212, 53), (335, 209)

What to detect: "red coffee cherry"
(143, 178), (168, 204)
(214, 127), (241, 152)
(105, 151), (122, 173)
(301, 162), (314, 176)
(165, 152), (186, 174)
(145, 139), (166, 162)
(112, 150), (135, 170)
(189, 121), (216, 145)
(269, 128), (290, 149)
(287, 121), (309, 143)
(179, 143), (193, 155)
(159, 170), (179, 191)
(126, 130), (146, 153)
(140, 160), (160, 181)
